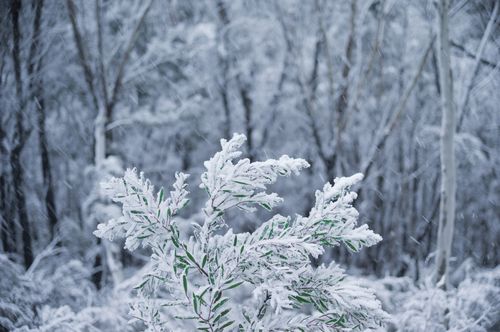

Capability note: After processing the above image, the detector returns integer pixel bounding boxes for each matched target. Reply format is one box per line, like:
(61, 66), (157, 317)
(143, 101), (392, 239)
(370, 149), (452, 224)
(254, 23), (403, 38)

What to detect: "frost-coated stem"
(435, 0), (456, 290)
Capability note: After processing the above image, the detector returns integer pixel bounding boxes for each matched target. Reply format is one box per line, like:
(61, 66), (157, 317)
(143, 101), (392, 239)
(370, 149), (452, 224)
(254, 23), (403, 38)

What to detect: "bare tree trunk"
(0, 41), (13, 254)
(299, 34), (335, 179)
(94, 106), (107, 165)
(216, 0), (232, 140)
(239, 85), (254, 161)
(35, 76), (58, 239)
(333, 0), (356, 174)
(0, 124), (14, 254)
(66, 0), (100, 114)
(10, 0), (33, 268)
(434, 0), (456, 290)
(215, 0), (255, 160)
(27, 0), (59, 241)
(220, 77), (231, 139)
(67, 0), (104, 287)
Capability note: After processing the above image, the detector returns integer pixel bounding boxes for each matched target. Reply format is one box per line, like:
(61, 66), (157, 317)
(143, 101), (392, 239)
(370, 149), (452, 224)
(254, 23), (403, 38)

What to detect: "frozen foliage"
(0, 252), (134, 332)
(95, 134), (387, 331)
(360, 264), (500, 332)
(395, 269), (500, 332)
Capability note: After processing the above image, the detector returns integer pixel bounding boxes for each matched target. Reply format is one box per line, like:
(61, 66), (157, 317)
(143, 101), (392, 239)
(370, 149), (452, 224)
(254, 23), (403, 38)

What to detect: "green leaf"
(318, 299), (329, 312)
(344, 240), (358, 252)
(212, 297), (229, 313)
(292, 295), (310, 304)
(213, 308), (231, 323)
(133, 278), (148, 290)
(259, 250), (273, 258)
(259, 202), (272, 211)
(185, 250), (197, 265)
(327, 314), (346, 327)
(259, 225), (269, 240)
(232, 180), (251, 186)
(158, 187), (165, 202)
(242, 310), (252, 323)
(199, 286), (211, 302)
(182, 271), (188, 295)
(171, 235), (180, 248)
(213, 290), (222, 303)
(217, 320), (235, 331)
(283, 219), (290, 229)
(174, 315), (199, 320)
(201, 254), (208, 268)
(193, 295), (199, 314)
(222, 280), (244, 291)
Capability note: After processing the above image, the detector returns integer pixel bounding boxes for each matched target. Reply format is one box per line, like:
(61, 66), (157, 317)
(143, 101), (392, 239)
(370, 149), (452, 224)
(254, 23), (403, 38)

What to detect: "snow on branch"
(199, 134), (309, 238)
(94, 133), (387, 331)
(94, 169), (189, 251)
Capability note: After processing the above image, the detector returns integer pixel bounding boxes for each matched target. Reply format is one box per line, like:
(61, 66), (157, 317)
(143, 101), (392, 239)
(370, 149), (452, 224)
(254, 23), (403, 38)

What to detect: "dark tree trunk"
(0, 126), (14, 253)
(92, 237), (103, 288)
(11, 0), (34, 268)
(220, 80), (231, 139)
(215, 1), (231, 139)
(36, 84), (58, 239)
(10, 144), (33, 268)
(27, 0), (59, 241)
(240, 87), (254, 161)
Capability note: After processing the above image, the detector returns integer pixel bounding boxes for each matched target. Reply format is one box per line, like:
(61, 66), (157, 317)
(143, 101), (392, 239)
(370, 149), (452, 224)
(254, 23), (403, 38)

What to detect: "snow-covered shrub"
(0, 250), (134, 332)
(0, 255), (38, 331)
(95, 133), (388, 331)
(0, 254), (98, 331)
(16, 302), (136, 332)
(369, 265), (500, 332)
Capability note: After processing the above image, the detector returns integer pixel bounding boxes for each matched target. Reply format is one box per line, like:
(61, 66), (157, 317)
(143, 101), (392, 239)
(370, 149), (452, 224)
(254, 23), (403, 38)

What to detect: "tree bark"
(0, 27), (14, 255)
(0, 124), (14, 254)
(10, 0), (34, 268)
(434, 0), (456, 290)
(27, 0), (59, 241)
(35, 76), (58, 239)
(215, 1), (231, 139)
(239, 85), (254, 161)
(333, 0), (356, 174)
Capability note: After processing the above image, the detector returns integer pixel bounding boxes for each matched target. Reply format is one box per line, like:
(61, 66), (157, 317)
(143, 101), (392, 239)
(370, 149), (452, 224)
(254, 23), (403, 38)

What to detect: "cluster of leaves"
(95, 134), (388, 331)
(0, 253), (133, 332)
